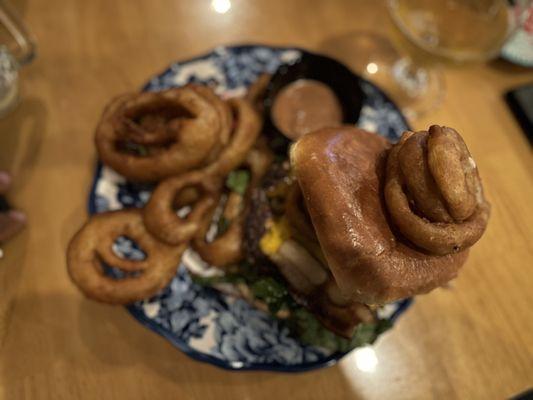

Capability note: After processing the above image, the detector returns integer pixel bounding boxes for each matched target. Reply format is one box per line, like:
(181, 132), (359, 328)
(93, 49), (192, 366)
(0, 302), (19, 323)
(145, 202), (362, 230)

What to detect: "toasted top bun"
(290, 127), (468, 304)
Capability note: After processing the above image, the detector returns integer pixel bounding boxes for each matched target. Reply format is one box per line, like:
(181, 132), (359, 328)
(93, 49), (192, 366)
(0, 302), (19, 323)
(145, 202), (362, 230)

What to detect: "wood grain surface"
(0, 1), (532, 399)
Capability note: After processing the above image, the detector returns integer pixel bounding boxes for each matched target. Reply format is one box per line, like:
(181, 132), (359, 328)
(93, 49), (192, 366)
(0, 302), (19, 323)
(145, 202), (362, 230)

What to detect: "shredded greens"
(250, 277), (291, 314)
(290, 308), (393, 352)
(226, 169), (250, 195)
(191, 262), (393, 352)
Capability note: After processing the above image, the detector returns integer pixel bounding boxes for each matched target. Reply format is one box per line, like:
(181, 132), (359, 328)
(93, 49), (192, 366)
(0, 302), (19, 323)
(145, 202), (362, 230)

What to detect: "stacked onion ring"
(67, 85), (262, 304)
(385, 125), (490, 255)
(95, 86), (232, 182)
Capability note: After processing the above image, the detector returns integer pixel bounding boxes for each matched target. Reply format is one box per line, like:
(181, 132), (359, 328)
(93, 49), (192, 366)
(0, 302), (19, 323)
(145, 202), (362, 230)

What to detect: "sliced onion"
(269, 252), (315, 295)
(277, 239), (328, 286)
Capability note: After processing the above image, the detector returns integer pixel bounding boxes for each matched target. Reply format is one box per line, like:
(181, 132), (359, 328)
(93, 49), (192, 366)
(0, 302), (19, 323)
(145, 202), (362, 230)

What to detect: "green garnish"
(251, 277), (291, 313)
(191, 275), (222, 286)
(191, 272), (243, 286)
(226, 169), (250, 195)
(191, 259), (394, 353)
(217, 216), (230, 236)
(291, 308), (344, 351)
(136, 145), (148, 156)
(289, 308), (393, 352)
(124, 142), (149, 156)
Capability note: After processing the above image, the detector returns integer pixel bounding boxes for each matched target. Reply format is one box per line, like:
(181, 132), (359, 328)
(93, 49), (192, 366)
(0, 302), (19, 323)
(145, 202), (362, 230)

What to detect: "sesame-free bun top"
(290, 127), (479, 304)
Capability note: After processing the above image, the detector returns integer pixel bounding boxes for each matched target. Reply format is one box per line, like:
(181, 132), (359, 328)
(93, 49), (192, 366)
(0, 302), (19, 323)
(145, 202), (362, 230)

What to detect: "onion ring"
(143, 170), (220, 245)
(187, 84), (233, 162)
(95, 87), (221, 182)
(193, 144), (273, 268)
(66, 209), (185, 304)
(427, 125), (480, 221)
(192, 191), (245, 267)
(203, 97), (262, 180)
(385, 126), (490, 255)
(245, 73), (271, 112)
(246, 138), (274, 187)
(397, 131), (453, 222)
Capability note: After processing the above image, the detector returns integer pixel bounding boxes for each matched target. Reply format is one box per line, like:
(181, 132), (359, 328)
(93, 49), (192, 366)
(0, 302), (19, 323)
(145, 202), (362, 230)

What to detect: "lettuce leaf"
(226, 169), (250, 195)
(191, 261), (393, 353)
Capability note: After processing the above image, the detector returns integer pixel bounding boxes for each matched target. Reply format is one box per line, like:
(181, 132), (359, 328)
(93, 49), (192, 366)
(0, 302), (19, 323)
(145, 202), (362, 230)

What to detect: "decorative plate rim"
(87, 44), (413, 372)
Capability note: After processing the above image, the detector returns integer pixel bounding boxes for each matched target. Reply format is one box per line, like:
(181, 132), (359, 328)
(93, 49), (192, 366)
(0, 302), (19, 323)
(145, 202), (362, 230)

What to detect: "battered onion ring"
(203, 97), (262, 180)
(246, 139), (274, 187)
(143, 170), (220, 245)
(188, 84), (233, 162)
(193, 192), (245, 267)
(171, 99), (260, 209)
(427, 125), (480, 221)
(193, 145), (273, 268)
(245, 73), (272, 112)
(385, 126), (490, 255)
(66, 209), (185, 304)
(95, 87), (220, 182)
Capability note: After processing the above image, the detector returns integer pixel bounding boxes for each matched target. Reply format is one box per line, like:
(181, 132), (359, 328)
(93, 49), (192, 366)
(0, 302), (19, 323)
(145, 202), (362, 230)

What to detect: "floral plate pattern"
(88, 45), (412, 372)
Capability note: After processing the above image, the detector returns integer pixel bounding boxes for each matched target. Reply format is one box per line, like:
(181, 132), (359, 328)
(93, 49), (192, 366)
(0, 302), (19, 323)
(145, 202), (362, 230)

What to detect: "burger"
(189, 124), (490, 352)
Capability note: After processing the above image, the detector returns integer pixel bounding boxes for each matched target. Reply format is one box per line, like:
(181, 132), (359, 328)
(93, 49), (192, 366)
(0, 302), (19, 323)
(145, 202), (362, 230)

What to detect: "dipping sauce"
(271, 79), (343, 140)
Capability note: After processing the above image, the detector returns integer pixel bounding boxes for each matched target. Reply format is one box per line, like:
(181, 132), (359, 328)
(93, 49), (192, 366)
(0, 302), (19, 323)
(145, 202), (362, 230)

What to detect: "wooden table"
(1, 1), (532, 399)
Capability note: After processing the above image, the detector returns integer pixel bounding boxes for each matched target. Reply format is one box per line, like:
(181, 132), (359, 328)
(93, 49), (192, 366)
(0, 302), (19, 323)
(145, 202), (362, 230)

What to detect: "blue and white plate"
(88, 45), (413, 372)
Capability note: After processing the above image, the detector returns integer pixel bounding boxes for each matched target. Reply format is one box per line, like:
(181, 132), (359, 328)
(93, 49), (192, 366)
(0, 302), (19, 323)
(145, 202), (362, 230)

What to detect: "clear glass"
(388, 0), (512, 63)
(0, 0), (35, 65)
(320, 0), (530, 120)
(0, 45), (18, 117)
(0, 0), (35, 349)
(0, 0), (36, 117)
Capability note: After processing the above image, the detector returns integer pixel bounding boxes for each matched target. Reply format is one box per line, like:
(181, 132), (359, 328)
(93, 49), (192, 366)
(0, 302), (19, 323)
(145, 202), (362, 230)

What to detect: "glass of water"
(0, 0), (36, 117)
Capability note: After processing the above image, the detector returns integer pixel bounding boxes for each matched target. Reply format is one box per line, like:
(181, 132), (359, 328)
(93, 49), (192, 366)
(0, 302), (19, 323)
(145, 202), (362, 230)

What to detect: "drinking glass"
(0, 0), (35, 117)
(322, 0), (531, 120)
(0, 0), (34, 348)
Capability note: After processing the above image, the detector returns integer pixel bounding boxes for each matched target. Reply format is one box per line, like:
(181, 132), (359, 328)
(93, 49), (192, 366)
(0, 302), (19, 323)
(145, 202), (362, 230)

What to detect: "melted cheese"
(259, 217), (291, 255)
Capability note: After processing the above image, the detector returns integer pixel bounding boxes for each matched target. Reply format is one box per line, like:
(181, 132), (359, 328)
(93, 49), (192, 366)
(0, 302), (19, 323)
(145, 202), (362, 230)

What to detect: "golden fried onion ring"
(193, 144), (273, 268)
(245, 73), (271, 112)
(141, 97), (261, 249)
(67, 209), (185, 304)
(192, 191), (245, 267)
(95, 87), (221, 182)
(188, 84), (233, 162)
(204, 97), (262, 180)
(385, 126), (490, 255)
(143, 170), (220, 245)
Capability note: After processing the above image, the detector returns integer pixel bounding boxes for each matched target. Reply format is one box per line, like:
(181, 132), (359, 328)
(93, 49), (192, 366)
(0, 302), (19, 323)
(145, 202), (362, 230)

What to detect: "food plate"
(88, 45), (413, 372)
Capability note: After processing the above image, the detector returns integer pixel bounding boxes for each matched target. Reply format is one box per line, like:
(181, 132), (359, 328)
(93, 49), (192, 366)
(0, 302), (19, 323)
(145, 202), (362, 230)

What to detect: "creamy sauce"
(271, 79), (343, 140)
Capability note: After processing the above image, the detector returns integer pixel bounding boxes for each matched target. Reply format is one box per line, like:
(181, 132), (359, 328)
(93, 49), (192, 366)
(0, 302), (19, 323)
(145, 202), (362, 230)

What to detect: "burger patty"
(244, 161), (290, 269)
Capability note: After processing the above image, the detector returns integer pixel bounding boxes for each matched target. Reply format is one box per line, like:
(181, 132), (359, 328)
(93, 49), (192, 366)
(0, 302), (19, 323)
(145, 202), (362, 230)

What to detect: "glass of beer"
(387, 0), (531, 119)
(388, 0), (514, 63)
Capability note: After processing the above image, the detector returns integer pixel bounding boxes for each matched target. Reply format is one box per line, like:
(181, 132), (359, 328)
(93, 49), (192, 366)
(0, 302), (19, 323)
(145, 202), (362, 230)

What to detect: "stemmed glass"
(0, 0), (36, 117)
(321, 0), (531, 120)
